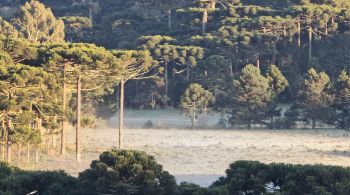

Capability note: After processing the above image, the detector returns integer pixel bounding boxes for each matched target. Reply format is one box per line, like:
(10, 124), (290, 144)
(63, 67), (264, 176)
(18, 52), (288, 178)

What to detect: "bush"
(211, 161), (350, 195)
(2, 152), (350, 195)
(143, 120), (154, 129)
(77, 149), (177, 195)
(0, 162), (77, 195)
(176, 182), (228, 195)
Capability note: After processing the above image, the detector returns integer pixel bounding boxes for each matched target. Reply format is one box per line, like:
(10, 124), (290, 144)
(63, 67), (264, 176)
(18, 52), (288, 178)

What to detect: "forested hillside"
(0, 0), (349, 166)
(1, 1), (350, 194)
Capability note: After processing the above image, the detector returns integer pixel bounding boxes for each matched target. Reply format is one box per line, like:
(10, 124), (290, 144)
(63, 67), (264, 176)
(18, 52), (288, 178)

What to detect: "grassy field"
(30, 126), (350, 186)
(26, 109), (350, 186)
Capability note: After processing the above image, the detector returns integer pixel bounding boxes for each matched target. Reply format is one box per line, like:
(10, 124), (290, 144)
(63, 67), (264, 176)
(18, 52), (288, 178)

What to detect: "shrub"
(0, 162), (77, 195)
(211, 161), (350, 194)
(77, 149), (177, 195)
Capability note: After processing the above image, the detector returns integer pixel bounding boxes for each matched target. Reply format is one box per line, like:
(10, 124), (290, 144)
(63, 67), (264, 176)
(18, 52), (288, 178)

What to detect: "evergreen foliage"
(1, 151), (350, 195)
(180, 83), (214, 128)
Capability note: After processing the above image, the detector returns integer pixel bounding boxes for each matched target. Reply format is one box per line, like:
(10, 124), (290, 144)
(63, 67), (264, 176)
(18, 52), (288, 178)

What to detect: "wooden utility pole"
(76, 73), (82, 162)
(118, 78), (125, 149)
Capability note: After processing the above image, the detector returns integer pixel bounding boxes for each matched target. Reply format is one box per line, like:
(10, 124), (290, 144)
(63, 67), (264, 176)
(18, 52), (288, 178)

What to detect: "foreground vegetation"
(1, 149), (350, 195)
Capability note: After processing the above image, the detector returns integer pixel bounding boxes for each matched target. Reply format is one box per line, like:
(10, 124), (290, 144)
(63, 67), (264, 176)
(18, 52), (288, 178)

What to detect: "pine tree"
(0, 17), (19, 38)
(296, 68), (334, 129)
(13, 0), (65, 43)
(266, 64), (289, 129)
(230, 64), (271, 128)
(334, 70), (350, 129)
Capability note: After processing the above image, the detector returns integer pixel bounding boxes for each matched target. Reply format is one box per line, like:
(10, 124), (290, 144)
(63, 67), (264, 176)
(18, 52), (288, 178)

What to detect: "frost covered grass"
(31, 126), (350, 186)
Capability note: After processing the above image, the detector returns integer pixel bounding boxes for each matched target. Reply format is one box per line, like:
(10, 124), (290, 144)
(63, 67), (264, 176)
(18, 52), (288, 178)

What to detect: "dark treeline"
(2, 0), (347, 130)
(1, 149), (350, 195)
(0, 0), (349, 128)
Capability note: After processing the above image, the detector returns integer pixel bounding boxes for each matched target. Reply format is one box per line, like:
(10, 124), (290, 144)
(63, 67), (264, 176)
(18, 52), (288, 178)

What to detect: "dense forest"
(3, 0), (347, 129)
(0, 0), (349, 176)
(0, 0), (350, 194)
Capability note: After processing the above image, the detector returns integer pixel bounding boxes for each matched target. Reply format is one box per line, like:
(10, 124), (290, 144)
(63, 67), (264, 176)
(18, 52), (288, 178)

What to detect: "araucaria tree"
(180, 83), (214, 128)
(0, 48), (58, 163)
(110, 50), (155, 149)
(40, 43), (119, 162)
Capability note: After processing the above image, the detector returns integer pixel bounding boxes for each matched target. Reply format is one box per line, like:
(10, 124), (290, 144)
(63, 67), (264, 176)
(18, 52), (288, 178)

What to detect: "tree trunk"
(271, 116), (274, 129)
(165, 61), (168, 96)
(17, 145), (21, 165)
(186, 63), (190, 81)
(76, 73), (82, 162)
(229, 62), (233, 77)
(325, 18), (328, 35)
(61, 79), (67, 157)
(37, 118), (43, 156)
(256, 57), (260, 69)
(1, 115), (5, 161)
(151, 92), (155, 109)
(52, 134), (56, 149)
(308, 26), (312, 64)
(26, 143), (30, 163)
(168, 9), (172, 29)
(49, 135), (54, 156)
(297, 20), (301, 47)
(283, 25), (287, 46)
(235, 45), (239, 73)
(6, 144), (10, 163)
(1, 144), (4, 161)
(6, 117), (11, 163)
(312, 118), (316, 129)
(191, 110), (196, 129)
(229, 48), (234, 76)
(89, 6), (93, 27)
(202, 9), (208, 34)
(272, 41), (276, 65)
(35, 150), (39, 163)
(119, 78), (125, 149)
(248, 120), (251, 129)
